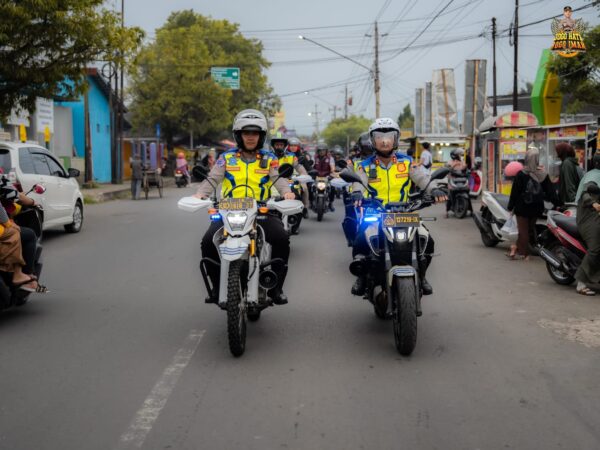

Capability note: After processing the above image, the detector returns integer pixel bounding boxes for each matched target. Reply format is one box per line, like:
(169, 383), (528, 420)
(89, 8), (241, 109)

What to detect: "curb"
(83, 178), (176, 203)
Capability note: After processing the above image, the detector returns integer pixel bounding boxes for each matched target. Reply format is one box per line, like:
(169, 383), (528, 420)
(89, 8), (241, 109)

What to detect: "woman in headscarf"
(507, 147), (561, 259)
(574, 181), (600, 295)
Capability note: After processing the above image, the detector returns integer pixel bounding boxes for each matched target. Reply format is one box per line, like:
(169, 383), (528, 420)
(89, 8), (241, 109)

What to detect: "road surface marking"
(115, 329), (206, 449)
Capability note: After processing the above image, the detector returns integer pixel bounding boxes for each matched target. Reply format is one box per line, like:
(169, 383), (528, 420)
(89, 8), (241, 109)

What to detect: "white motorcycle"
(178, 164), (303, 357)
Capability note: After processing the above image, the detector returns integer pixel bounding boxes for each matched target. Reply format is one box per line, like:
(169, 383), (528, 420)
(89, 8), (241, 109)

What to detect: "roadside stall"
(478, 111), (539, 195)
(414, 134), (468, 169)
(526, 121), (596, 181)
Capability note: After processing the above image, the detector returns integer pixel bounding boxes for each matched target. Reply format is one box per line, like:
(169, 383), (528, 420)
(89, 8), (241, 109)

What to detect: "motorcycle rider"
(342, 132), (374, 245)
(349, 118), (446, 296)
(195, 109), (295, 305)
(312, 143), (337, 212)
(270, 133), (310, 220)
(446, 148), (468, 218)
(175, 152), (191, 184)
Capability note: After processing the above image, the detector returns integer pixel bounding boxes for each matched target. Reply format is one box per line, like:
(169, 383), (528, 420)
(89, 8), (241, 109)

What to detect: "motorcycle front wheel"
(316, 196), (325, 222)
(227, 260), (247, 357)
(392, 278), (418, 356)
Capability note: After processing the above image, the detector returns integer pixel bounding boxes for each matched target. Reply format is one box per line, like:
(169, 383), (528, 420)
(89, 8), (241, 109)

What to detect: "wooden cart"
(141, 168), (164, 199)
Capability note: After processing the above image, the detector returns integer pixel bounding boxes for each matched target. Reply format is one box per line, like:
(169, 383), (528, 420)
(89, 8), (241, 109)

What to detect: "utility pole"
(492, 17), (498, 116)
(344, 85), (348, 120)
(512, 0), (519, 111)
(310, 104), (321, 140)
(374, 21), (381, 118)
(329, 105), (341, 120)
(118, 0), (125, 184)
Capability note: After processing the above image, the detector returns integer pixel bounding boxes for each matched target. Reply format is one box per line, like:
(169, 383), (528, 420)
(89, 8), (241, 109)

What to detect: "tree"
(0, 0), (143, 120)
(547, 24), (600, 113)
(397, 104), (414, 129)
(519, 82), (534, 95)
(129, 10), (280, 148)
(321, 115), (371, 149)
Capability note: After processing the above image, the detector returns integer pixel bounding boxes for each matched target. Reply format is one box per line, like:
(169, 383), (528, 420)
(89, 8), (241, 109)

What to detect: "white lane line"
(115, 329), (206, 450)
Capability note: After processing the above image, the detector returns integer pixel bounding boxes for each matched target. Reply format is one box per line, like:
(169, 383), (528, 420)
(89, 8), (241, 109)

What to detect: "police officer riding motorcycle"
(195, 110), (295, 305)
(271, 133), (310, 225)
(348, 118), (446, 298)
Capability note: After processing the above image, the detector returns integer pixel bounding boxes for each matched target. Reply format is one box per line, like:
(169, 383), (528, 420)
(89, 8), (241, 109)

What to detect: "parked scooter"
(472, 190), (549, 252)
(178, 164), (303, 357)
(0, 179), (46, 311)
(469, 157), (483, 198)
(539, 210), (585, 285)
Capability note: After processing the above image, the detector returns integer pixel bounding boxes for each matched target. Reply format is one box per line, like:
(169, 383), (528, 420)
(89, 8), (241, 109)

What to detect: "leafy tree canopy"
(321, 115), (371, 149)
(129, 10), (280, 145)
(0, 0), (143, 120)
(397, 104), (414, 129)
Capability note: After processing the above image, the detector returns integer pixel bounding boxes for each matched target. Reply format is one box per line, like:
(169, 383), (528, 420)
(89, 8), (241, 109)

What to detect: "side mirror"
(278, 163), (294, 179)
(336, 159), (348, 170)
(339, 168), (362, 184)
(430, 167), (450, 181)
(67, 168), (80, 178)
(192, 165), (209, 181)
(33, 184), (46, 195)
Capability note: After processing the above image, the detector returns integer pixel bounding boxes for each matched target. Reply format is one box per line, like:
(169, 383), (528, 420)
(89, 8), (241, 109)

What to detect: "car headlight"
(226, 212), (248, 232)
(317, 182), (327, 190)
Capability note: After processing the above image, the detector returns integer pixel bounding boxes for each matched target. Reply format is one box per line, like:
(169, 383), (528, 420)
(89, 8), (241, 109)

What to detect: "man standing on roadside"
(130, 154), (143, 200)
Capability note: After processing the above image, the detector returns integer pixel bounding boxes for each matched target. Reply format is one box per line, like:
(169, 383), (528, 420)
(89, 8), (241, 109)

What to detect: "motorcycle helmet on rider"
(316, 143), (328, 157)
(450, 148), (465, 161)
(288, 137), (301, 154)
(270, 132), (289, 158)
(357, 131), (374, 158)
(368, 118), (400, 157)
(232, 109), (268, 151)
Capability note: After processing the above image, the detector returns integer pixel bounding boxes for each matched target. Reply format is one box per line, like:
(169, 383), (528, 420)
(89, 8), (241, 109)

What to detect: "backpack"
(522, 176), (544, 205)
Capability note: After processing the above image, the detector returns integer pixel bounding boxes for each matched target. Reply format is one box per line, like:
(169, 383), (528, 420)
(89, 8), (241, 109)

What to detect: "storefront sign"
(548, 125), (586, 139)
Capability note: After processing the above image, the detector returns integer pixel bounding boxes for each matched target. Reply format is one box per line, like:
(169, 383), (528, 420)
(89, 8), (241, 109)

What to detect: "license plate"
(382, 213), (420, 227)
(219, 198), (254, 211)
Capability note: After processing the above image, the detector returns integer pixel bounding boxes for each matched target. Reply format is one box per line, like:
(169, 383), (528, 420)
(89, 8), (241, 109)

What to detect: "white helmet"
(232, 109), (268, 150)
(369, 118), (400, 153)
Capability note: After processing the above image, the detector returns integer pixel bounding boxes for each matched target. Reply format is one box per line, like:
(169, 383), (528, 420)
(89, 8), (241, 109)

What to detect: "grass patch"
(83, 194), (99, 204)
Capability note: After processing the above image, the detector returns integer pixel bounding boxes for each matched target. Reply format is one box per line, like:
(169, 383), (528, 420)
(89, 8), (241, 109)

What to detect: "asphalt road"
(1, 186), (599, 450)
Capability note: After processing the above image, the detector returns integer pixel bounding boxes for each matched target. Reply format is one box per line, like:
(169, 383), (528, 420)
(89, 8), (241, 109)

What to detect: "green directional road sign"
(210, 67), (240, 90)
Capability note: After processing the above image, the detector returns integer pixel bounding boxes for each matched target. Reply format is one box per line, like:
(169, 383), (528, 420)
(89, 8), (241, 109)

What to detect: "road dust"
(539, 317), (600, 349)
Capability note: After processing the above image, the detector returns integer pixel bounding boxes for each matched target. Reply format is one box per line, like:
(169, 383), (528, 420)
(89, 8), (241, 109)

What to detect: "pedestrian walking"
(130, 154), (143, 200)
(556, 142), (582, 204)
(419, 142), (433, 174)
(574, 181), (600, 295)
(507, 147), (561, 260)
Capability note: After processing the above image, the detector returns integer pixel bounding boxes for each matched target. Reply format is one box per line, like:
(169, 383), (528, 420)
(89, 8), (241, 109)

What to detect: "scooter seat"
(552, 213), (582, 241)
(490, 193), (510, 210)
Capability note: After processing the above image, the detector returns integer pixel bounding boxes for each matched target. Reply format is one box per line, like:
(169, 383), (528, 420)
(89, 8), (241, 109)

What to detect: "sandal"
(576, 287), (596, 296)
(13, 276), (38, 288)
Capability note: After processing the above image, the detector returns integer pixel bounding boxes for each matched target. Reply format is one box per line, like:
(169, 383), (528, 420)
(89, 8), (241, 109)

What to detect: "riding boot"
(204, 262), (220, 303)
(419, 255), (433, 295)
(269, 264), (288, 305)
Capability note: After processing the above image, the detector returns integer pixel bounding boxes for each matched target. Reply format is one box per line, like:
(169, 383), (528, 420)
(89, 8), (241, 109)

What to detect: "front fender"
(219, 236), (250, 261)
(387, 265), (417, 286)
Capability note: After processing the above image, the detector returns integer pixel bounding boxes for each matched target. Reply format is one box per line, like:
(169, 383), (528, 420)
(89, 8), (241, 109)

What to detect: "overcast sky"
(120, 0), (599, 135)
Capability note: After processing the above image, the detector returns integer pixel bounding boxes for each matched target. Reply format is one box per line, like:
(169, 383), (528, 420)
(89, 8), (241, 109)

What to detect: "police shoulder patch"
(216, 157), (225, 167)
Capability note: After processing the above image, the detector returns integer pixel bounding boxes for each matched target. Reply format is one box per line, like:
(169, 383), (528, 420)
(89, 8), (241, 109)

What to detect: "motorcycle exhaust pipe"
(349, 257), (364, 277)
(539, 248), (562, 269)
(259, 270), (278, 290)
(288, 215), (299, 226)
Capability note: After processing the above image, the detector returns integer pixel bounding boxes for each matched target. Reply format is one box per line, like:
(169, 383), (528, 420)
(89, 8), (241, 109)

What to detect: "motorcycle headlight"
(395, 230), (407, 241)
(317, 182), (327, 190)
(226, 212), (248, 232)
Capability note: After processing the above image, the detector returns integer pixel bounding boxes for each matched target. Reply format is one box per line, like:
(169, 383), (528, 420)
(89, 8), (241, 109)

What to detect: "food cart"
(413, 134), (468, 169)
(477, 111), (539, 194)
(526, 121), (596, 181)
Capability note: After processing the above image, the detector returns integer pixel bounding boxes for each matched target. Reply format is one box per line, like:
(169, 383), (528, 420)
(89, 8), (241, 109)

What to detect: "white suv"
(0, 142), (84, 233)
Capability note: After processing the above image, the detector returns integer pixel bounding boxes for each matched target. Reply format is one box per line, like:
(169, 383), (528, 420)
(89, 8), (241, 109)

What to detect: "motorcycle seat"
(552, 213), (582, 241)
(490, 193), (510, 210)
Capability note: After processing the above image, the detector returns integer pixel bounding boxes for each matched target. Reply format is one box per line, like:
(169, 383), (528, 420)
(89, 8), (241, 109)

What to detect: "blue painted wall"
(57, 76), (112, 183)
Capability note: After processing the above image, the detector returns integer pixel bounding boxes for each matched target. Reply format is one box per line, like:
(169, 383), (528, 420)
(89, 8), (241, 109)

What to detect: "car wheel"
(64, 200), (84, 233)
